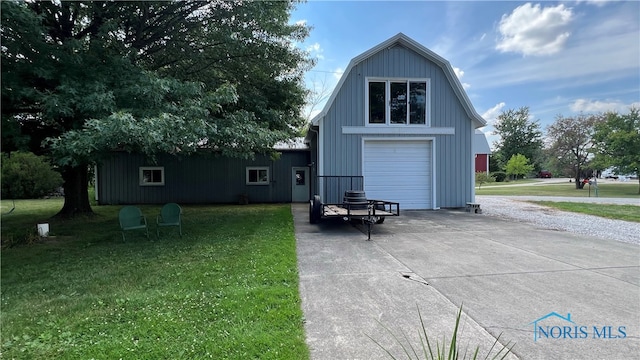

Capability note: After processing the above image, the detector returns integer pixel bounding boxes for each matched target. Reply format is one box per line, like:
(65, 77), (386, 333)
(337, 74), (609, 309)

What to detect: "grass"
(0, 200), (309, 359)
(476, 181), (639, 198)
(478, 179), (540, 187)
(475, 180), (639, 222)
(531, 201), (640, 223)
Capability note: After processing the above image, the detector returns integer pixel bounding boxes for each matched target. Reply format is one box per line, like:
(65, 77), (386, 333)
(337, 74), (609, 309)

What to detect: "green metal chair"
(156, 203), (182, 237)
(119, 206), (149, 241)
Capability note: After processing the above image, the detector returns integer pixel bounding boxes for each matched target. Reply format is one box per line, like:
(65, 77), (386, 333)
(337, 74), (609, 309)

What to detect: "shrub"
(491, 171), (507, 182)
(505, 154), (534, 180)
(475, 172), (495, 189)
(1, 151), (63, 199)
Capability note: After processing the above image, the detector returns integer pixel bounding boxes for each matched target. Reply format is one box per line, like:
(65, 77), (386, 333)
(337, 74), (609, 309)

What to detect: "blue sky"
(291, 0), (640, 147)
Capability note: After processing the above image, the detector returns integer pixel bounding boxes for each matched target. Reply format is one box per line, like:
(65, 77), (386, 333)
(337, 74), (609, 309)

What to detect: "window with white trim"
(140, 167), (165, 186)
(246, 167), (269, 185)
(367, 79), (429, 125)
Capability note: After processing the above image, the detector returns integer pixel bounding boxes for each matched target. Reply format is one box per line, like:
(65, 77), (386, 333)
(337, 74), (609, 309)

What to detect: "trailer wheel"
(309, 195), (322, 224)
(309, 200), (316, 224)
(374, 202), (386, 224)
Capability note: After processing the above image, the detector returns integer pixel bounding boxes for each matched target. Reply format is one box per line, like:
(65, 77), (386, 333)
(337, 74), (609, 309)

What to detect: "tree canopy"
(1, 0), (312, 216)
(546, 113), (601, 188)
(492, 107), (543, 172)
(592, 108), (640, 193)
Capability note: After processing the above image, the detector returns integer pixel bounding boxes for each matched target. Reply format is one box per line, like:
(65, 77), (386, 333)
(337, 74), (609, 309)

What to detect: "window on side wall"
(140, 167), (165, 186)
(246, 167), (269, 185)
(366, 79), (429, 126)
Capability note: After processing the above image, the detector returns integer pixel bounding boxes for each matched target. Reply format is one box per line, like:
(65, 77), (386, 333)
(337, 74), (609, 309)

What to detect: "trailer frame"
(309, 194), (399, 240)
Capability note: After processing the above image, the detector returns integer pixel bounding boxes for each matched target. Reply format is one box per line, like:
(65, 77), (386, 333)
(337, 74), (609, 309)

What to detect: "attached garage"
(363, 140), (433, 210)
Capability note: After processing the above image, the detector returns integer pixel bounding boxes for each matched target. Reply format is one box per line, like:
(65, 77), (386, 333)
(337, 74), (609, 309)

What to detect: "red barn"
(474, 130), (491, 174)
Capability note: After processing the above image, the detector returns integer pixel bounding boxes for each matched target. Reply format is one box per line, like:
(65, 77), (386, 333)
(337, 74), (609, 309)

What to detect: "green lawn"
(1, 200), (309, 359)
(531, 201), (640, 223)
(476, 181), (640, 198)
(477, 179), (540, 187)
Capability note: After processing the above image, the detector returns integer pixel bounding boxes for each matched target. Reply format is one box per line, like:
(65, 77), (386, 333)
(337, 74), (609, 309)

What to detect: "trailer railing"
(316, 175), (364, 204)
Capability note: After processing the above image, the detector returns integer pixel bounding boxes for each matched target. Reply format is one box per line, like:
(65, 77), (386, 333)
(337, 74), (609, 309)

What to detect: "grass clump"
(1, 201), (309, 359)
(368, 305), (514, 360)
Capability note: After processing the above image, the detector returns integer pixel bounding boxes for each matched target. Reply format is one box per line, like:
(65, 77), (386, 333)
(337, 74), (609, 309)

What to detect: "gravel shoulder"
(476, 195), (640, 246)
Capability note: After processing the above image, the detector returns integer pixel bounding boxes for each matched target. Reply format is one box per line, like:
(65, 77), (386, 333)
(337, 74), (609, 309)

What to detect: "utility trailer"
(308, 177), (400, 240)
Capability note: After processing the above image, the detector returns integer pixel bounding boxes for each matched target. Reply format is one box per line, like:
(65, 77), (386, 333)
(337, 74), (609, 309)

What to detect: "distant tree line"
(488, 106), (640, 194)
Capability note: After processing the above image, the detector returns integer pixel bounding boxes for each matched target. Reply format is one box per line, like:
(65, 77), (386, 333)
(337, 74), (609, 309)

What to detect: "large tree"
(592, 108), (640, 194)
(492, 107), (544, 171)
(546, 113), (602, 189)
(1, 0), (311, 217)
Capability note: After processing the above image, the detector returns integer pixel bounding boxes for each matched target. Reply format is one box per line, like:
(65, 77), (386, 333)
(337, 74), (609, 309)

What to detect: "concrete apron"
(292, 204), (640, 360)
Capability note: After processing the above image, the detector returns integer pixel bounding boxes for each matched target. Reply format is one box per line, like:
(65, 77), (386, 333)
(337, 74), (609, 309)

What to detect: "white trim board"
(343, 126), (454, 135)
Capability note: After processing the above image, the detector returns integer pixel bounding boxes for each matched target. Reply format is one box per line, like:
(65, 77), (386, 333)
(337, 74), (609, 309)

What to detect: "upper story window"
(367, 78), (429, 126)
(140, 166), (165, 186)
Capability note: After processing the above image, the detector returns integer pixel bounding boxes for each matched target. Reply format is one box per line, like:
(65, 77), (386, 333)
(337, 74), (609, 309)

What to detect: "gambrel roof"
(474, 129), (492, 155)
(311, 33), (486, 128)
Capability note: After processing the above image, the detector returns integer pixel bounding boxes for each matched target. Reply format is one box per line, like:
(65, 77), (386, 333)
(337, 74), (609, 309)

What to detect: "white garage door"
(364, 140), (432, 210)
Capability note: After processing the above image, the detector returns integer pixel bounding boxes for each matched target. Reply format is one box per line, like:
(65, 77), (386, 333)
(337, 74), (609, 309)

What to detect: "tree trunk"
(575, 176), (582, 189)
(55, 165), (94, 218)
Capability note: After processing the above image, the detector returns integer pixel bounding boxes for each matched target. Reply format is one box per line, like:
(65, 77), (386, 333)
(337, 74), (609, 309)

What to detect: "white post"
(37, 223), (50, 237)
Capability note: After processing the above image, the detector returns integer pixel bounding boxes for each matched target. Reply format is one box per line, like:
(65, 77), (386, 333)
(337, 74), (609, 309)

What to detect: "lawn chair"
(156, 203), (182, 237)
(119, 206), (149, 241)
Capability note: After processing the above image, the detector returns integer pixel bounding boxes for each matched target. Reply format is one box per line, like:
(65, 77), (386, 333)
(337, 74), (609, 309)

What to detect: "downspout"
(309, 125), (320, 199)
(470, 134), (476, 204)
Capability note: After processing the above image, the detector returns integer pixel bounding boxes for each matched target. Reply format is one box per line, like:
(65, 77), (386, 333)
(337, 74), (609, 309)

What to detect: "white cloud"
(570, 98), (640, 113)
(481, 102), (506, 126)
(307, 43), (321, 52)
(453, 66), (471, 89)
(496, 3), (573, 56)
(479, 102), (506, 150)
(333, 67), (344, 81)
(295, 19), (307, 26)
(306, 42), (324, 60)
(453, 66), (464, 79)
(473, 28), (639, 90)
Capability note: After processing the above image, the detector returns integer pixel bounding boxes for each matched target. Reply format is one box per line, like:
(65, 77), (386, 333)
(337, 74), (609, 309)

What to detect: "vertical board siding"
(98, 151), (309, 205)
(321, 44), (475, 208)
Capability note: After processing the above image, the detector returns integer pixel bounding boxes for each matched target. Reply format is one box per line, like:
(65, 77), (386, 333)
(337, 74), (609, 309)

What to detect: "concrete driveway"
(293, 204), (640, 359)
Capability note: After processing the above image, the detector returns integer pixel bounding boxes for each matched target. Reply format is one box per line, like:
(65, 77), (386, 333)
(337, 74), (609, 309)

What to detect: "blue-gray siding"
(97, 151), (310, 205)
(320, 44), (474, 208)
